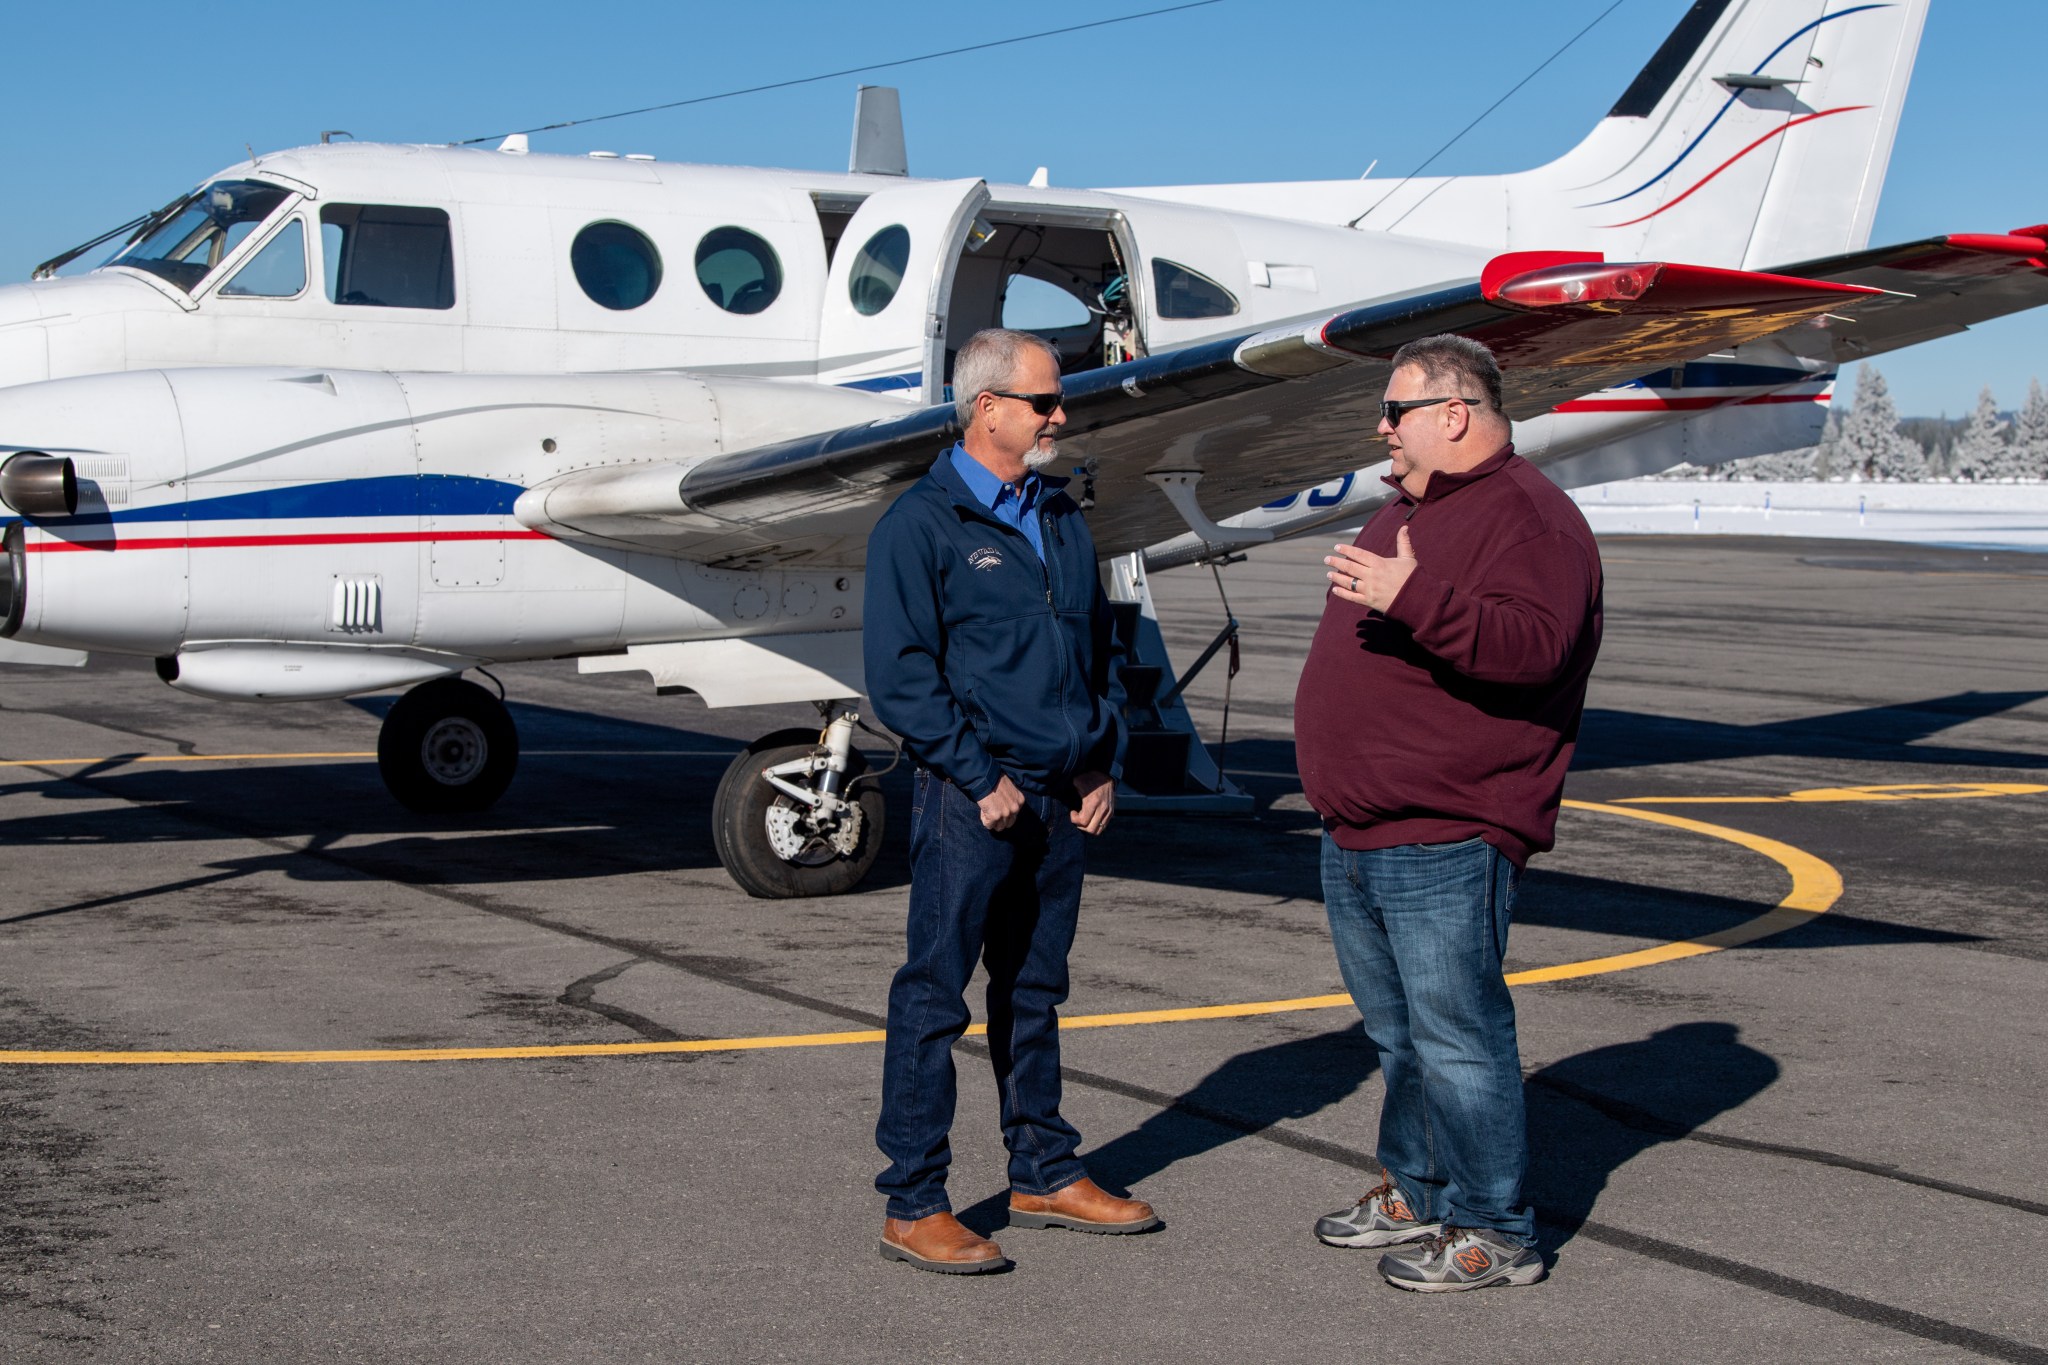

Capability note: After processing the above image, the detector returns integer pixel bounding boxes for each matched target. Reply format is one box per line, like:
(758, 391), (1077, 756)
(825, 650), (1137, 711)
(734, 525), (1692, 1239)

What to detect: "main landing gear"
(377, 675), (520, 814)
(712, 701), (887, 899)
(372, 678), (884, 897)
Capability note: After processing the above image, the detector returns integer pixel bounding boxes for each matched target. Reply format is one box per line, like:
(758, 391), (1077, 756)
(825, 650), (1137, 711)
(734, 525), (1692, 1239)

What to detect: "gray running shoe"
(1314, 1178), (1443, 1249)
(1378, 1227), (1545, 1292)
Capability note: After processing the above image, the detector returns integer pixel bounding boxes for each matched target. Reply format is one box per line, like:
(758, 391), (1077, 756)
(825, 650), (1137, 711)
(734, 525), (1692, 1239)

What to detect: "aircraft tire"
(377, 677), (520, 814)
(712, 729), (884, 898)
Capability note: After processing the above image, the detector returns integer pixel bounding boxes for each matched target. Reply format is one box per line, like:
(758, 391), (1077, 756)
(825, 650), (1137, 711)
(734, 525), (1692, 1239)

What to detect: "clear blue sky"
(8, 0), (2041, 416)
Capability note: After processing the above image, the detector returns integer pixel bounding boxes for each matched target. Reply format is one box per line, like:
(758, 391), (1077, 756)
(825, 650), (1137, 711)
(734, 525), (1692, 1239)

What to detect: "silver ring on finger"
(1350, 576), (1359, 593)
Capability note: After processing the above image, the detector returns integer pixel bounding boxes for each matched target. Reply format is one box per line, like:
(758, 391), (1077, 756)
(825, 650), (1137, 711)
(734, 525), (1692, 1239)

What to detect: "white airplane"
(2, 0), (2043, 895)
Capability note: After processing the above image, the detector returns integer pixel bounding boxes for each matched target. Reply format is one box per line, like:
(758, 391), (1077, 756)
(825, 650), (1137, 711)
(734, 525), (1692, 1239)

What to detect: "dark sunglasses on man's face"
(988, 389), (1066, 417)
(1379, 396), (1482, 426)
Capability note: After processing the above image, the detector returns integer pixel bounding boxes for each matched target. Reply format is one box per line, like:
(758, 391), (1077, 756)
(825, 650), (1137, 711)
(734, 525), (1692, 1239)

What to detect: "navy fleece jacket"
(863, 449), (1125, 801)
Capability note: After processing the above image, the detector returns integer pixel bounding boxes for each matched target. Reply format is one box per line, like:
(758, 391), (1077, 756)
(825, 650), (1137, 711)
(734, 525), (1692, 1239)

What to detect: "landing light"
(1490, 262), (1657, 310)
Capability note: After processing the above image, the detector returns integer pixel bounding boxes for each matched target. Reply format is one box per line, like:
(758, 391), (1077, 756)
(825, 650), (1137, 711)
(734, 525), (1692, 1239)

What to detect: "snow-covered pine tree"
(2013, 378), (2048, 481)
(1837, 367), (1921, 480)
(1949, 386), (2009, 482)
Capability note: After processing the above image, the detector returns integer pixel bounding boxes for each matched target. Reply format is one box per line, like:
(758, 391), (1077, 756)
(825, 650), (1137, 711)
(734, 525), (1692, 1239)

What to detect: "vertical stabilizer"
(1511, 0), (1932, 268)
(1132, 2), (1930, 274)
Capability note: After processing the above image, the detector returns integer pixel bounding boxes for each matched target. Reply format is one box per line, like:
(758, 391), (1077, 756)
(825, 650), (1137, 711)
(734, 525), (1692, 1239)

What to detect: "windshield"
(103, 180), (294, 292)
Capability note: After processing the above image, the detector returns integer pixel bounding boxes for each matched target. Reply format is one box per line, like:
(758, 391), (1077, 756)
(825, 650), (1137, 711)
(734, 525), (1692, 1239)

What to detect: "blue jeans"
(875, 769), (1088, 1219)
(1321, 832), (1534, 1246)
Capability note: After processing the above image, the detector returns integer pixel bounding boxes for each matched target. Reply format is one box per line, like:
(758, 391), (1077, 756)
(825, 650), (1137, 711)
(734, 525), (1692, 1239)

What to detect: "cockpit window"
(320, 204), (455, 310)
(218, 219), (308, 299)
(1151, 259), (1239, 320)
(105, 180), (293, 293)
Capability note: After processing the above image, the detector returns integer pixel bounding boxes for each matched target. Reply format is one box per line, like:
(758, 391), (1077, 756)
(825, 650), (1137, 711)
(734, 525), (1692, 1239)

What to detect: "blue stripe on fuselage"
(40, 475), (525, 528)
(1621, 362), (1830, 390)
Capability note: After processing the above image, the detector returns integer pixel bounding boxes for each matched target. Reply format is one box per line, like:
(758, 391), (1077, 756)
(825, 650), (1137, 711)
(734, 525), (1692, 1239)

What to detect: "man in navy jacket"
(864, 329), (1154, 1274)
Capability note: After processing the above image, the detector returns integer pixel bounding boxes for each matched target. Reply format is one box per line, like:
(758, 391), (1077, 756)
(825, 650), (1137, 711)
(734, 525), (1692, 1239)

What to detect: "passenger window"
(1002, 274), (1092, 331)
(694, 227), (782, 315)
(573, 222), (663, 310)
(848, 224), (911, 316)
(1152, 259), (1238, 320)
(319, 204), (455, 309)
(218, 219), (307, 298)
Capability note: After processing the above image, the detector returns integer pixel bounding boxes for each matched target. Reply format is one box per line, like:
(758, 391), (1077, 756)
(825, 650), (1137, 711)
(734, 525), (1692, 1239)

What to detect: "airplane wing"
(516, 255), (1879, 567)
(1767, 225), (2048, 365)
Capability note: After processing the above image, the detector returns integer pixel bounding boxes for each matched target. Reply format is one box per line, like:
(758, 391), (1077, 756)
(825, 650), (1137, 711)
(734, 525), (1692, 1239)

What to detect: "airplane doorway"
(942, 211), (1140, 383)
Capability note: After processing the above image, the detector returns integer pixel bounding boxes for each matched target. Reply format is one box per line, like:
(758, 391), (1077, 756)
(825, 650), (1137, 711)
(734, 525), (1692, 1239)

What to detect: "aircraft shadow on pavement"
(1007, 1019), (1777, 1254)
(0, 698), (920, 902)
(1211, 689), (2048, 801)
(1574, 688), (2048, 772)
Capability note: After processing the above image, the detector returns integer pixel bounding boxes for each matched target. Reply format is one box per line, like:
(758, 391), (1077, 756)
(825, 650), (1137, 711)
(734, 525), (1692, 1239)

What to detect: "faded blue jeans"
(1321, 832), (1535, 1246)
(874, 769), (1088, 1220)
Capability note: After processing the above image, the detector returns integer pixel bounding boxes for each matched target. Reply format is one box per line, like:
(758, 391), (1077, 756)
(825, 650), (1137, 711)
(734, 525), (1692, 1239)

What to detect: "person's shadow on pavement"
(952, 1023), (1379, 1236)
(1525, 1020), (1779, 1247)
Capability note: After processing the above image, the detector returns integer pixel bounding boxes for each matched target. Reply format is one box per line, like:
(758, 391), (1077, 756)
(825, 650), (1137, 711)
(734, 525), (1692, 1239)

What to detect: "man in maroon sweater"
(1296, 334), (1602, 1292)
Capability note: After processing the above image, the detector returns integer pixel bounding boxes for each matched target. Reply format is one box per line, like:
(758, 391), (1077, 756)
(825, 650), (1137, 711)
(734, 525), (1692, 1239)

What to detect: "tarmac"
(1, 533), (2045, 1363)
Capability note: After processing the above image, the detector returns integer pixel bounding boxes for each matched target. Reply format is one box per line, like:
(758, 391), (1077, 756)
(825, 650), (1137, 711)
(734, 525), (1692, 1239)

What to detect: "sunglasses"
(1380, 396), (1482, 425)
(987, 389), (1066, 417)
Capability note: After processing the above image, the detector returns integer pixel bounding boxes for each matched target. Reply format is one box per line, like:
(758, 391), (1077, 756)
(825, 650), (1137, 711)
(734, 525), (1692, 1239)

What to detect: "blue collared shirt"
(949, 443), (1045, 561)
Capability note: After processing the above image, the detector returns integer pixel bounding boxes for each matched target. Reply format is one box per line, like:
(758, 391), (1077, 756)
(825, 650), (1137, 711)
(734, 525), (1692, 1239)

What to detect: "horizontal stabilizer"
(1766, 226), (2048, 363)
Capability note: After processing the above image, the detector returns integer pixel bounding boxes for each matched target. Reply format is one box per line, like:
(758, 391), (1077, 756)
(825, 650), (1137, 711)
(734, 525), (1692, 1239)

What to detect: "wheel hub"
(764, 801), (863, 862)
(419, 716), (488, 785)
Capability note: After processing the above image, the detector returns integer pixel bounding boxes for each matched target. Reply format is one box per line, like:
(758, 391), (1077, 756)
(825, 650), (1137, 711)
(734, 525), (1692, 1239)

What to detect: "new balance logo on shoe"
(1453, 1245), (1492, 1275)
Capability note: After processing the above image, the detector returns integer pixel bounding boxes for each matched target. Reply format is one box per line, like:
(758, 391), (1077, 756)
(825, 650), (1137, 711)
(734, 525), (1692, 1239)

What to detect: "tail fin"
(1355, 0), (1929, 269)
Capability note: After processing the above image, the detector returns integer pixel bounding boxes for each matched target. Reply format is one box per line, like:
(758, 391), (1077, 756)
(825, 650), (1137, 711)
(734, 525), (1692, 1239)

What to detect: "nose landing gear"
(712, 701), (888, 899)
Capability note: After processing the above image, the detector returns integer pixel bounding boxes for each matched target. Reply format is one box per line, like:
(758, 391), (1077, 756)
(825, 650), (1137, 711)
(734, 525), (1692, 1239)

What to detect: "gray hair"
(953, 328), (1062, 426)
(1389, 334), (1505, 414)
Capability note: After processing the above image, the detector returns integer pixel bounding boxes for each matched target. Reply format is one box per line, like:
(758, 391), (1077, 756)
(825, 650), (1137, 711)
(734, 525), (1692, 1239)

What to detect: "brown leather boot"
(1008, 1176), (1160, 1234)
(879, 1212), (1009, 1274)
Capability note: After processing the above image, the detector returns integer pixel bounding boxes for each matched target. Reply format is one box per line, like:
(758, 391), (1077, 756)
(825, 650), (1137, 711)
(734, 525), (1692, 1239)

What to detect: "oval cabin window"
(1151, 258), (1239, 319)
(848, 225), (911, 316)
(572, 221), (663, 311)
(695, 227), (783, 315)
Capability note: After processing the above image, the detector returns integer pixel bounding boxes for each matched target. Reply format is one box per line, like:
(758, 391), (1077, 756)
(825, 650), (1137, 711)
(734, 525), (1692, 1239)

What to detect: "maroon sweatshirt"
(1294, 445), (1603, 868)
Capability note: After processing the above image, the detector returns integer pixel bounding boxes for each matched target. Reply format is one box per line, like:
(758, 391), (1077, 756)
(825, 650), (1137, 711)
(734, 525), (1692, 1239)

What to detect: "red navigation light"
(1488, 261), (1662, 310)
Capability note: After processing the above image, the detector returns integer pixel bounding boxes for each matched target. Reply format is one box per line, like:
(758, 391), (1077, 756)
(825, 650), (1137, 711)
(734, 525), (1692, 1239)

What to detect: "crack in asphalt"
(557, 959), (685, 1043)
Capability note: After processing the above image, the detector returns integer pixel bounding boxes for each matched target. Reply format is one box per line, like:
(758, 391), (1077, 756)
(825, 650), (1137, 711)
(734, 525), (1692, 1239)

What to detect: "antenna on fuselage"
(850, 86), (908, 176)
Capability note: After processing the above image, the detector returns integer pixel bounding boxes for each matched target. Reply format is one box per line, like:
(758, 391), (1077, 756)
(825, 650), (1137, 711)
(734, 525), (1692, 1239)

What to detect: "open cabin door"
(816, 178), (991, 406)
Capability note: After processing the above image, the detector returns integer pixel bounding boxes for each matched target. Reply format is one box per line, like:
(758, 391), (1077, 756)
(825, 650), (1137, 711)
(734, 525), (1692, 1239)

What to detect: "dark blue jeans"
(875, 769), (1088, 1219)
(1321, 832), (1535, 1246)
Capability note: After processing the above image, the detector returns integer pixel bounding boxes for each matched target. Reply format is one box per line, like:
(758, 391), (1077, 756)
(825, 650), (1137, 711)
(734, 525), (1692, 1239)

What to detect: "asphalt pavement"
(2, 534), (2045, 1363)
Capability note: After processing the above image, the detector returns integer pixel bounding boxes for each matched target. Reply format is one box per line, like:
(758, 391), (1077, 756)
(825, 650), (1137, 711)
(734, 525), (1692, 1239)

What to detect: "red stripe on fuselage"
(24, 530), (552, 554)
(1552, 392), (1828, 414)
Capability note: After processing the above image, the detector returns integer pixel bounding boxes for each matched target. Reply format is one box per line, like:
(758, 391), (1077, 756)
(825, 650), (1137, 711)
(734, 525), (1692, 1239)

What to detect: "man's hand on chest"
(1325, 525), (1418, 614)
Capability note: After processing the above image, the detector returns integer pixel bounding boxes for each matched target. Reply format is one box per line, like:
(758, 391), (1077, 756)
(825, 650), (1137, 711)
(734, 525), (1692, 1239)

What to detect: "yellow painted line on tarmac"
(0, 752), (377, 767)
(1614, 782), (2048, 806)
(0, 800), (1843, 1066)
(0, 750), (760, 768)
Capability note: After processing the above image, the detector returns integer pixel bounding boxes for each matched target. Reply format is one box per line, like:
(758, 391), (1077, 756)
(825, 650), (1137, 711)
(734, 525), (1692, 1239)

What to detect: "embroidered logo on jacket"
(967, 547), (1004, 571)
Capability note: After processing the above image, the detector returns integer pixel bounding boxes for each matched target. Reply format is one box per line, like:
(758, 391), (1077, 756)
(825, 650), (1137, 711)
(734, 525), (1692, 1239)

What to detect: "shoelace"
(1356, 1177), (1395, 1206)
(1412, 1227), (1468, 1260)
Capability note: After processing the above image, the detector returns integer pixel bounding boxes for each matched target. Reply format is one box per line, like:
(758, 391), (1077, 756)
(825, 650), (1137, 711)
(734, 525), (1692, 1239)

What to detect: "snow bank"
(1568, 481), (2048, 550)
